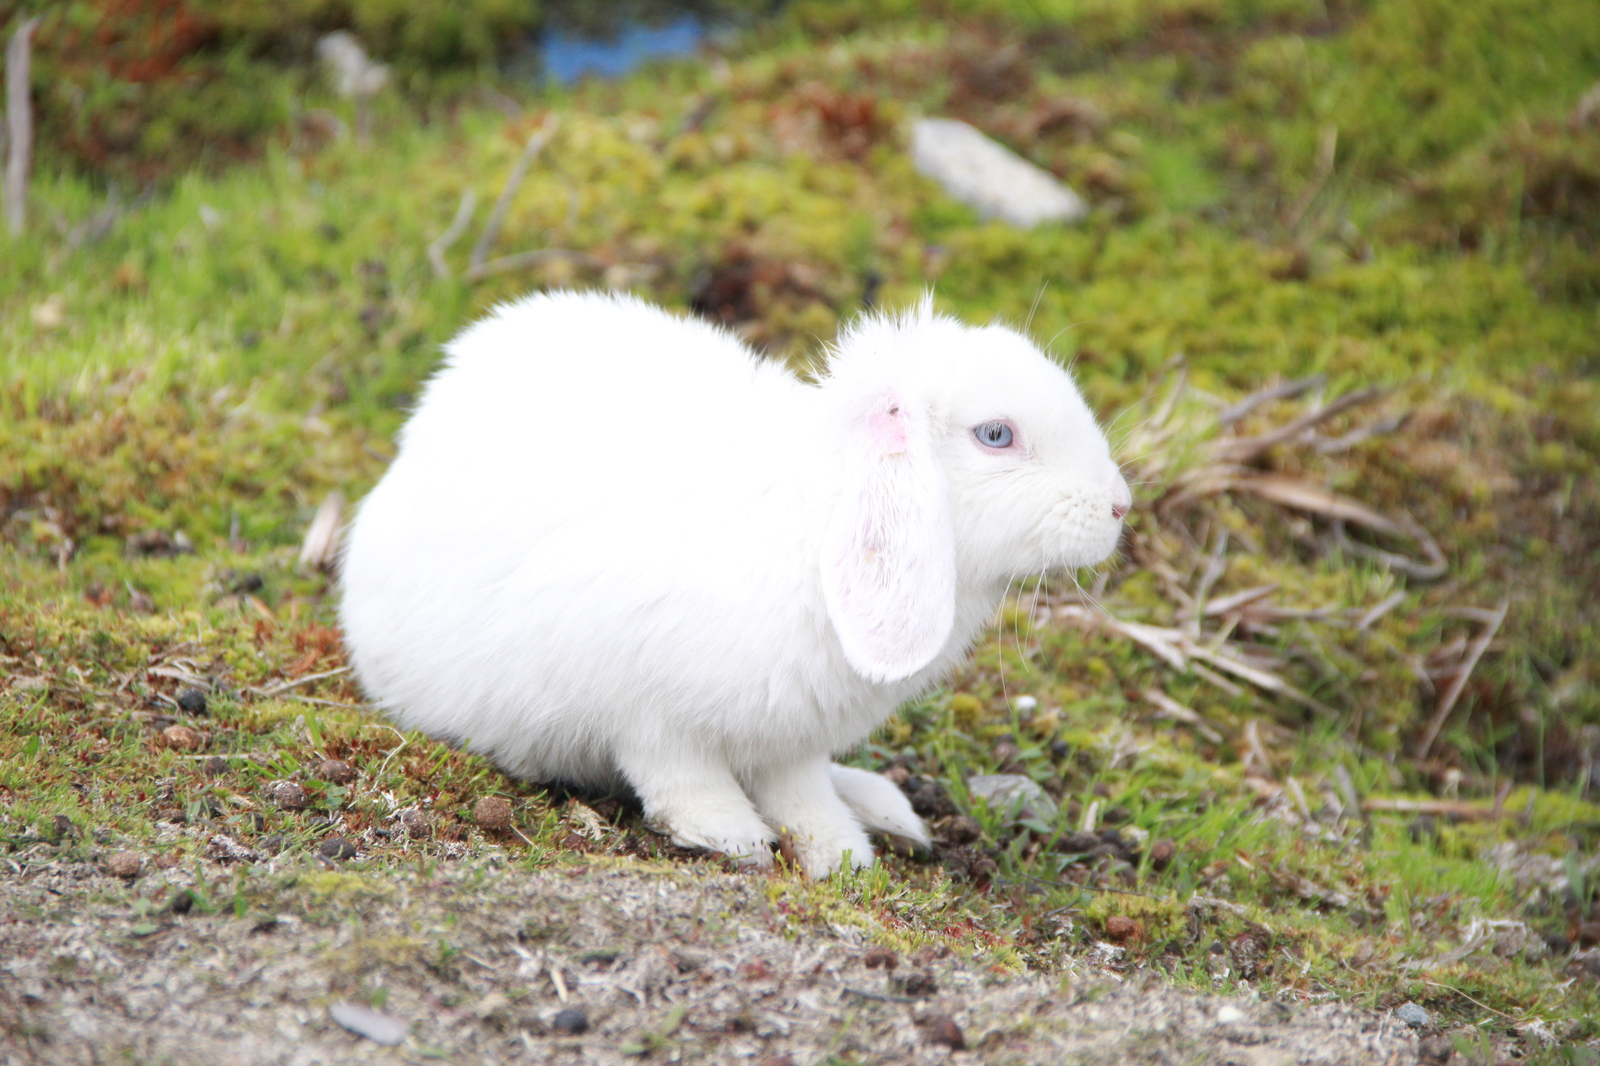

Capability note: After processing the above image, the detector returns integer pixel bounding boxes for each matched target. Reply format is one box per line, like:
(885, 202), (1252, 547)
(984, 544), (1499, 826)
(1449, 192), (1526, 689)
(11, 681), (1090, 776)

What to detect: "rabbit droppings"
(340, 291), (1131, 877)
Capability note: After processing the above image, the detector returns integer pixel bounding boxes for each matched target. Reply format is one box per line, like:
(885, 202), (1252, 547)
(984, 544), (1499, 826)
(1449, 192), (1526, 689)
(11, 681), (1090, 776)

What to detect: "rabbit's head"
(820, 301), (1129, 685)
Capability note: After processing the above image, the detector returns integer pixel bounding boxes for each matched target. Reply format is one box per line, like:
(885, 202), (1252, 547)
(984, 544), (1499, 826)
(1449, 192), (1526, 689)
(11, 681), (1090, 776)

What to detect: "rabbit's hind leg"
(829, 764), (931, 852)
(748, 757), (876, 878)
(616, 744), (776, 868)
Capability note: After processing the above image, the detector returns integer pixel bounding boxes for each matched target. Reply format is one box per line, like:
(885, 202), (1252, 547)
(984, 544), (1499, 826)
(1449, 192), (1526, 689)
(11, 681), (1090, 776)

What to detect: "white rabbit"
(339, 290), (1130, 877)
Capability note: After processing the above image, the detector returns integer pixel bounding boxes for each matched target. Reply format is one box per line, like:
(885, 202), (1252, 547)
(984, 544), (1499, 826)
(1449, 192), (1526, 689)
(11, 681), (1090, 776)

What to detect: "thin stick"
(1187, 529), (1228, 637)
(1314, 411), (1410, 454)
(427, 190), (477, 279)
(470, 114), (559, 272)
(1421, 980), (1521, 1023)
(4, 17), (40, 236)
(1216, 374), (1326, 427)
(1414, 600), (1509, 761)
(1355, 591), (1407, 631)
(465, 247), (604, 282)
(254, 665), (353, 696)
(1212, 386), (1386, 463)
(1361, 797), (1510, 820)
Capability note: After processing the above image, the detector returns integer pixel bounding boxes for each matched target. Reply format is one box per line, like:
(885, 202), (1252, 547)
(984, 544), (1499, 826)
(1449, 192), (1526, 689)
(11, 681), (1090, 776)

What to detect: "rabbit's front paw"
(784, 824), (876, 879)
(751, 758), (878, 878)
(646, 806), (777, 868)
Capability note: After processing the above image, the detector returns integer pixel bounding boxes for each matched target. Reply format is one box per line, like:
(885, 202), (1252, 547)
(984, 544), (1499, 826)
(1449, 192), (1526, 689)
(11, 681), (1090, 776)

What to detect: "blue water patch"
(540, 18), (704, 85)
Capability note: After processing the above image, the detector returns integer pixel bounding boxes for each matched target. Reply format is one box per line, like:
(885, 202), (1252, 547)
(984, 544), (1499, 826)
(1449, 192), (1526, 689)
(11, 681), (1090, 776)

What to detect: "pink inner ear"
(867, 402), (909, 455)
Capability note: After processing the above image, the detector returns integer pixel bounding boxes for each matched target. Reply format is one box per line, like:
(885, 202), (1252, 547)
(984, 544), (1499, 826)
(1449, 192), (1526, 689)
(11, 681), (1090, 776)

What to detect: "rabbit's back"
(340, 292), (869, 783)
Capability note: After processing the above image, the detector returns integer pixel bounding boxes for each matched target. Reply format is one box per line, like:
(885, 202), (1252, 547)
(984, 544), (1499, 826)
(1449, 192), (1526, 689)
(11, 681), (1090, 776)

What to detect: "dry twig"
(1216, 375), (1325, 428)
(1414, 600), (1509, 761)
(465, 247), (605, 283)
(1211, 386), (1386, 464)
(428, 190), (478, 280)
(470, 114), (559, 272)
(4, 16), (40, 236)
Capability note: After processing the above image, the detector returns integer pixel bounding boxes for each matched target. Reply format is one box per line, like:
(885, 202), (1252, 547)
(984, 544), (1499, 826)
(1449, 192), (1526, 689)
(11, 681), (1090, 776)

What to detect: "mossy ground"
(3, 0), (1600, 1060)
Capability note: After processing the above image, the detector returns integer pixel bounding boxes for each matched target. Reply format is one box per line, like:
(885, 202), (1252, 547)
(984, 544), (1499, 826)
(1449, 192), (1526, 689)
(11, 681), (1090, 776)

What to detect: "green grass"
(4, 0), (1600, 1056)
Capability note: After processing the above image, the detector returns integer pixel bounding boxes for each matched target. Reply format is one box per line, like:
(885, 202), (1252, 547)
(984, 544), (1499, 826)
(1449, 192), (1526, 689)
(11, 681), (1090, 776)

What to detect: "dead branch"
(1355, 590), (1407, 631)
(1242, 719), (1272, 775)
(1314, 411), (1410, 454)
(1331, 514), (1448, 581)
(470, 114), (559, 272)
(1216, 374), (1326, 428)
(1414, 600), (1509, 761)
(1057, 605), (1332, 713)
(464, 247), (606, 283)
(1143, 689), (1223, 743)
(1361, 797), (1509, 820)
(4, 16), (40, 236)
(1231, 475), (1406, 536)
(1211, 386), (1386, 464)
(427, 190), (478, 280)
(1186, 529), (1229, 636)
(297, 492), (345, 572)
(1201, 583), (1280, 617)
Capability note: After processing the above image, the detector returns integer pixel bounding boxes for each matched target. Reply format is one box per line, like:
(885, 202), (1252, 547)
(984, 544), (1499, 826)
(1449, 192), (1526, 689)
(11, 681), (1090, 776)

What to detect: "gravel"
(0, 858), (1422, 1065)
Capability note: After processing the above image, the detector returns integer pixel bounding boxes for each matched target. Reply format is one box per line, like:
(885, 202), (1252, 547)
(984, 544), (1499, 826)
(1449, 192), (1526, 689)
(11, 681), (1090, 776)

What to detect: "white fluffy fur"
(339, 291), (1129, 877)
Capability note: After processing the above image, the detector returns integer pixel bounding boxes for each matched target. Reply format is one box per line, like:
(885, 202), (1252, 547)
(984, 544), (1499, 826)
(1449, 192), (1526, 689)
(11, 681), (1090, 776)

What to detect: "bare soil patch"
(2, 856), (1419, 1064)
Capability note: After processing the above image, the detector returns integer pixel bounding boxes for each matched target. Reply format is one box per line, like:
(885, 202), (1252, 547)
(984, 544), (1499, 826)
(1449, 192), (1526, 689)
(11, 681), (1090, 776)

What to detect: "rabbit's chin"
(1035, 502), (1126, 574)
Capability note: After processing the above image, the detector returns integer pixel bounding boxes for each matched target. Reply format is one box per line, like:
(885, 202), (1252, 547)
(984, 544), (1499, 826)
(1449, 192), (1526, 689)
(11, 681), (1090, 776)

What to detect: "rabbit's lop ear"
(822, 387), (957, 684)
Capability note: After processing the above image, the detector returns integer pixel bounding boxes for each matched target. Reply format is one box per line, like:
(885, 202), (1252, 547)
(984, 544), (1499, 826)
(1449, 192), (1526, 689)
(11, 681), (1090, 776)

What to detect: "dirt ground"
(1, 852), (1421, 1066)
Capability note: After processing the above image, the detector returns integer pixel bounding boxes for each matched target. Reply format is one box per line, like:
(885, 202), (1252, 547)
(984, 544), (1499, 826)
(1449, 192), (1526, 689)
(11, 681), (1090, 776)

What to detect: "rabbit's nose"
(1110, 473), (1132, 520)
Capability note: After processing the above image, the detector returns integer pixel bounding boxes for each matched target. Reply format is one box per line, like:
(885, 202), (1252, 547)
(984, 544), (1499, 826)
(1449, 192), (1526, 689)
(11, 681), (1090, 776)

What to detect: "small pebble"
(881, 765), (911, 786)
(398, 809), (432, 838)
(175, 688), (207, 715)
(893, 972), (938, 997)
(1578, 921), (1600, 948)
(1104, 915), (1141, 942)
(267, 781), (310, 811)
(943, 815), (982, 846)
(923, 1014), (966, 1050)
(329, 1001), (408, 1046)
(1055, 830), (1101, 854)
(551, 1007), (589, 1034)
(1215, 1005), (1246, 1024)
(203, 756), (229, 777)
(862, 946), (898, 970)
(105, 850), (144, 879)
(474, 796), (513, 832)
(1150, 838), (1177, 871)
(319, 837), (358, 861)
(1396, 1002), (1431, 1029)
(52, 814), (79, 839)
(318, 758), (357, 785)
(162, 725), (203, 751)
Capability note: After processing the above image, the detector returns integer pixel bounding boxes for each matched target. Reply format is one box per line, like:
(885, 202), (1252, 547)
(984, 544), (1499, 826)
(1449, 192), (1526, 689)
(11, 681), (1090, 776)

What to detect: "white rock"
(329, 1001), (408, 1045)
(967, 773), (1057, 822)
(1216, 1005), (1246, 1024)
(911, 118), (1088, 228)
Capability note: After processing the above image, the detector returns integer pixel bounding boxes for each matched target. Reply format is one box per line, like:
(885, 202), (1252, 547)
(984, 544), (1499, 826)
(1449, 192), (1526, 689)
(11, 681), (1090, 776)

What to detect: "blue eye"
(974, 421), (1013, 448)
